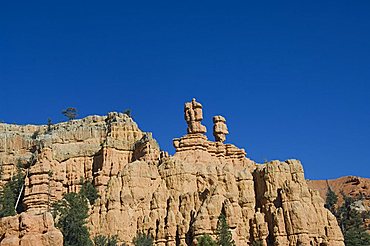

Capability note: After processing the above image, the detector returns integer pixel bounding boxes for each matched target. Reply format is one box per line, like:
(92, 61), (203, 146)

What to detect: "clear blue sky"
(1, 1), (369, 179)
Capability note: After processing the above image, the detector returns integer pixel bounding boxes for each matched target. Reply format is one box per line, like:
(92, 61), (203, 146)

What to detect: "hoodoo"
(0, 99), (344, 245)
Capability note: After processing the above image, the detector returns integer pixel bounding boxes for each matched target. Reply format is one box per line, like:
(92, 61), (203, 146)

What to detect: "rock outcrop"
(0, 212), (63, 246)
(0, 99), (344, 245)
(213, 115), (228, 143)
(184, 98), (207, 134)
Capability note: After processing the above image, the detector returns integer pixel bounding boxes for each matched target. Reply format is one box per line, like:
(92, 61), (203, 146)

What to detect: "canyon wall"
(0, 100), (344, 245)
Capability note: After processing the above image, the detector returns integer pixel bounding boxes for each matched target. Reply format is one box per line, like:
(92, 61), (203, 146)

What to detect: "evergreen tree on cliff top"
(62, 107), (78, 120)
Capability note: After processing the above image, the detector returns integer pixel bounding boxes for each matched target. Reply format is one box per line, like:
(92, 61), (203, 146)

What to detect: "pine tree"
(132, 232), (153, 246)
(52, 177), (100, 246)
(123, 109), (132, 118)
(0, 162), (25, 217)
(93, 235), (119, 246)
(197, 234), (217, 246)
(336, 194), (370, 246)
(216, 213), (236, 246)
(62, 107), (78, 120)
(79, 178), (99, 205)
(52, 192), (93, 246)
(324, 186), (338, 215)
(0, 183), (17, 217)
(47, 118), (53, 132)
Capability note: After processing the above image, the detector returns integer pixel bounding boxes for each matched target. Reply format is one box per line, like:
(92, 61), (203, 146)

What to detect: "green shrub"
(197, 234), (217, 246)
(62, 107), (77, 120)
(251, 240), (264, 246)
(133, 232), (153, 246)
(93, 235), (119, 246)
(52, 192), (92, 246)
(0, 182), (17, 217)
(325, 189), (370, 246)
(337, 194), (370, 246)
(324, 186), (338, 214)
(0, 163), (25, 217)
(123, 109), (131, 118)
(80, 178), (99, 205)
(52, 177), (100, 246)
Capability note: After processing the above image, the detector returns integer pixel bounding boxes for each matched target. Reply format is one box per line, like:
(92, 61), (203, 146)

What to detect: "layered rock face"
(0, 212), (63, 246)
(0, 100), (344, 245)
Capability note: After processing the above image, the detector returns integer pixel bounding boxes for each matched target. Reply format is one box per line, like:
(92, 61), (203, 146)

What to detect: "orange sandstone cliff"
(0, 99), (344, 246)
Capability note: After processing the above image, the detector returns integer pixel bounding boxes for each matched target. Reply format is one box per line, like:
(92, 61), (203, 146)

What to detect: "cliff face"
(0, 212), (62, 246)
(0, 100), (344, 246)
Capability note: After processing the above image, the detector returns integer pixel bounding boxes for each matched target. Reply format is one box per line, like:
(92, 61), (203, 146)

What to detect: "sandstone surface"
(0, 212), (63, 246)
(0, 100), (345, 245)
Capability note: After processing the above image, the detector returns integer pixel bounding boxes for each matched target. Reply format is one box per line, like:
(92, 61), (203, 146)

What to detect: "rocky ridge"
(307, 176), (370, 207)
(0, 99), (344, 245)
(307, 176), (370, 231)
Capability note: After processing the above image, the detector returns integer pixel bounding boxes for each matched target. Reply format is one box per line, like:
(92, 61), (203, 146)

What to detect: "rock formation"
(184, 98), (207, 134)
(0, 99), (345, 245)
(0, 212), (63, 246)
(213, 115), (228, 143)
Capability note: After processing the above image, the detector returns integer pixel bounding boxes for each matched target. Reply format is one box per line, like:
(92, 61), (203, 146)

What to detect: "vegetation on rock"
(52, 179), (98, 246)
(62, 107), (78, 120)
(216, 213), (236, 246)
(52, 192), (92, 246)
(80, 178), (99, 205)
(132, 232), (153, 246)
(251, 240), (264, 246)
(47, 118), (53, 132)
(324, 186), (338, 214)
(0, 163), (25, 217)
(93, 235), (119, 246)
(325, 190), (370, 246)
(197, 234), (217, 246)
(197, 213), (236, 246)
(123, 109), (131, 118)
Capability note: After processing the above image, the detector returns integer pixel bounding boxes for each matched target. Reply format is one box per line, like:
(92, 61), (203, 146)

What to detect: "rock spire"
(213, 115), (228, 143)
(184, 98), (207, 134)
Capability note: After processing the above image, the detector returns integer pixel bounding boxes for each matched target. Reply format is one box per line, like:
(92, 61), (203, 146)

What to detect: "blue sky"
(1, 1), (369, 179)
